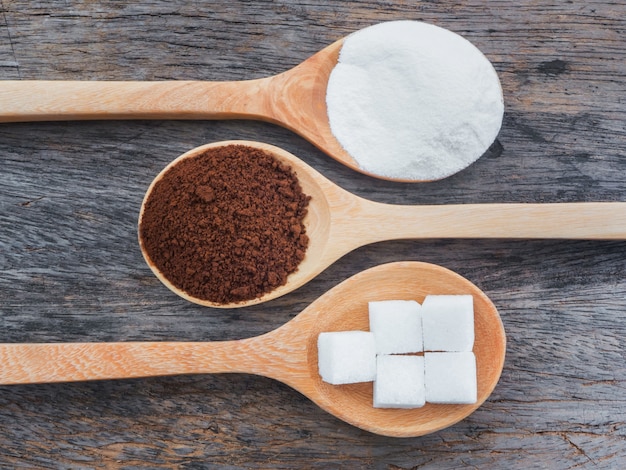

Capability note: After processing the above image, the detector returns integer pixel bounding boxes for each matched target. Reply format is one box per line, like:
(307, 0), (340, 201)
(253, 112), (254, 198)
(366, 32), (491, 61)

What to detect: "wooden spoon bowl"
(0, 262), (506, 437)
(138, 140), (333, 308)
(303, 261), (506, 437)
(138, 140), (626, 308)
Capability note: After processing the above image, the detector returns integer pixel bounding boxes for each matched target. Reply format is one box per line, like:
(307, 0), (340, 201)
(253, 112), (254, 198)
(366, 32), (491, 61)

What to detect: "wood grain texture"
(1, 0), (626, 467)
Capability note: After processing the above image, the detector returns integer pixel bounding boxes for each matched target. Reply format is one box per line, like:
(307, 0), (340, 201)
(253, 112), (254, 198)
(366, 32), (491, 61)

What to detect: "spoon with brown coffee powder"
(139, 140), (626, 308)
(0, 261), (506, 437)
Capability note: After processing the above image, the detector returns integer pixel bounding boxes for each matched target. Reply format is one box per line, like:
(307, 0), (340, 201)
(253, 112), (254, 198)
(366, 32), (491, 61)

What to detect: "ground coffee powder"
(139, 144), (311, 304)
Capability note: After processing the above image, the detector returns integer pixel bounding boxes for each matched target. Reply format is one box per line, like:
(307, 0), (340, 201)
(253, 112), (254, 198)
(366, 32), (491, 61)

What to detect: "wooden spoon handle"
(0, 80), (273, 122)
(353, 202), (626, 242)
(0, 341), (265, 385)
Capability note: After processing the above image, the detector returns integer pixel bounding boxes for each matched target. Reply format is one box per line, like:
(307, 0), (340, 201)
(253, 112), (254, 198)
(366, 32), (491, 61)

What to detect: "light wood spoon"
(0, 261), (506, 437)
(139, 140), (626, 308)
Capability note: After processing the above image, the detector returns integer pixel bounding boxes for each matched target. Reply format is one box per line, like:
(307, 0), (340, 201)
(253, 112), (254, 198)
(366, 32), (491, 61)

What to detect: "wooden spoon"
(139, 140), (626, 308)
(0, 261), (506, 437)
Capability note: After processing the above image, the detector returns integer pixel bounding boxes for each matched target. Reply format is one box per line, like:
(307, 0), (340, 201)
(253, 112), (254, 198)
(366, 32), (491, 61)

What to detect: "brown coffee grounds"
(139, 144), (311, 304)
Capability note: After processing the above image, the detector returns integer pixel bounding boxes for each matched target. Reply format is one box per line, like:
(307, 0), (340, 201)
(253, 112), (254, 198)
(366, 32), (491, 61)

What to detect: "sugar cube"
(368, 300), (423, 354)
(424, 352), (477, 404)
(374, 355), (425, 408)
(317, 331), (377, 385)
(422, 295), (474, 352)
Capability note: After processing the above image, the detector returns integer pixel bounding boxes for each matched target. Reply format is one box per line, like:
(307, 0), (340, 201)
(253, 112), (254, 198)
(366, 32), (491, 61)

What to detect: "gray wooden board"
(1, 1), (625, 467)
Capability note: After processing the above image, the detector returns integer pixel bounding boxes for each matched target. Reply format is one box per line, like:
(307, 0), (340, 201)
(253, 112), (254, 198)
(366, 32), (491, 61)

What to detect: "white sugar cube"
(374, 355), (425, 408)
(317, 331), (377, 385)
(368, 300), (423, 354)
(422, 295), (474, 352)
(424, 352), (477, 404)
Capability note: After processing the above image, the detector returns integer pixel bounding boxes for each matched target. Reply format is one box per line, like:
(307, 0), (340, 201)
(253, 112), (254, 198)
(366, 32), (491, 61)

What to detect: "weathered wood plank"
(1, 0), (626, 467)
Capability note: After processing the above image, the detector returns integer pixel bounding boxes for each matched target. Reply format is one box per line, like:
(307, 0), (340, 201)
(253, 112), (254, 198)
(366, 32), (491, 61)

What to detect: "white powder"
(326, 20), (504, 181)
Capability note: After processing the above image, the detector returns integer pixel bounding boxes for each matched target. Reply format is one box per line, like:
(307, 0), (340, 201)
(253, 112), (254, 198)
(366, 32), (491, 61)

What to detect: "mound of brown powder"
(139, 144), (311, 304)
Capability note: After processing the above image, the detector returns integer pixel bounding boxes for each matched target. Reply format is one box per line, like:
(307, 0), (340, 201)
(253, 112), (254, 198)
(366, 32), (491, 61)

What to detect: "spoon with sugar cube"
(0, 262), (506, 437)
(138, 140), (626, 308)
(0, 21), (503, 182)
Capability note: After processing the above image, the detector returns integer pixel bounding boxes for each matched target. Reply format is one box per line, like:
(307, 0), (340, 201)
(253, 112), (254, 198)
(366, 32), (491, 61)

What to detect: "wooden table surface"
(1, 1), (625, 468)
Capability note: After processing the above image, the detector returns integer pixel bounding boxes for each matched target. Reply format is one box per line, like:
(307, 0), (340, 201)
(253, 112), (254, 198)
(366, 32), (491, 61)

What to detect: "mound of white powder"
(326, 21), (504, 181)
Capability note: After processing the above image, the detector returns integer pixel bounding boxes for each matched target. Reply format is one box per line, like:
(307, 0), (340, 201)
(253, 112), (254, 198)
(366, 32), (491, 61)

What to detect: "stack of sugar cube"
(317, 295), (476, 408)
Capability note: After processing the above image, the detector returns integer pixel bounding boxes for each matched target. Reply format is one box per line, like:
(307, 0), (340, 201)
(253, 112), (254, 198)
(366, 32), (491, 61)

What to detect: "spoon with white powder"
(0, 20), (503, 182)
(0, 261), (506, 437)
